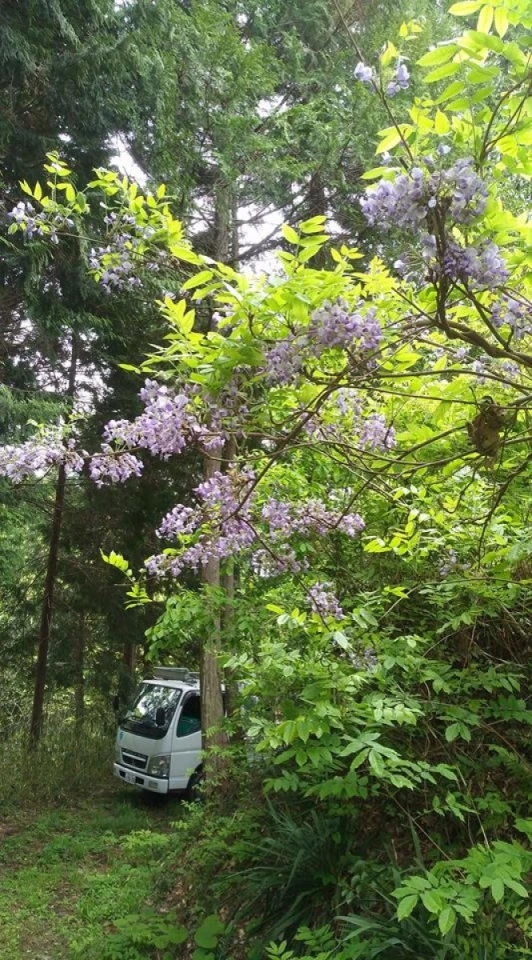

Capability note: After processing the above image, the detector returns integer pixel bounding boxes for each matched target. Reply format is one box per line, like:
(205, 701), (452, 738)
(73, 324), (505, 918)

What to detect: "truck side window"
(176, 694), (201, 738)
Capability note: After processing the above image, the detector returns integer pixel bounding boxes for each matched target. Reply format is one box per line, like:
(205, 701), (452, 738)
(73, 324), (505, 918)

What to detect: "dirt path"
(0, 789), (183, 960)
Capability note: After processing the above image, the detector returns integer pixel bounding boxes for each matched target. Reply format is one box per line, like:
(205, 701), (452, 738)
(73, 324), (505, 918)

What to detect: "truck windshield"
(120, 683), (182, 740)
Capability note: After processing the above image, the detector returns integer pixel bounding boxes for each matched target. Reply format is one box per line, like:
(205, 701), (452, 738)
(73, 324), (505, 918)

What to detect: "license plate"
(125, 770), (136, 784)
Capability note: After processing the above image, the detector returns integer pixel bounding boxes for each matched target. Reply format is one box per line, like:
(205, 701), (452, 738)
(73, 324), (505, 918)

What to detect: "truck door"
(170, 693), (202, 790)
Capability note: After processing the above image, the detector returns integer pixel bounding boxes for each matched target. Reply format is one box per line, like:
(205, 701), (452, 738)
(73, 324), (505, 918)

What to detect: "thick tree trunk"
(200, 445), (228, 780)
(199, 181), (234, 784)
(29, 334), (78, 744)
(221, 434), (239, 717)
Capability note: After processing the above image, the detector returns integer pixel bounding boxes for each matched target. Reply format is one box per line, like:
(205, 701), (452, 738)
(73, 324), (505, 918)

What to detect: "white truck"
(113, 667), (203, 796)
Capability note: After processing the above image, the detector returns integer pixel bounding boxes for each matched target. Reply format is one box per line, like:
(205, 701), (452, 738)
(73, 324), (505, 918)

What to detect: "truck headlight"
(147, 754), (170, 778)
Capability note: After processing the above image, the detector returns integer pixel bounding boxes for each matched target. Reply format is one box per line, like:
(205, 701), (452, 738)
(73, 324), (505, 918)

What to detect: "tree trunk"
(119, 638), (137, 707)
(221, 434), (239, 717)
(29, 334), (78, 744)
(200, 444), (228, 780)
(73, 614), (85, 733)
(199, 180), (234, 785)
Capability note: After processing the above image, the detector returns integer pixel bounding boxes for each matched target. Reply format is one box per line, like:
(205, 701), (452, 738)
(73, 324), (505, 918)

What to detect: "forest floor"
(0, 788), (184, 960)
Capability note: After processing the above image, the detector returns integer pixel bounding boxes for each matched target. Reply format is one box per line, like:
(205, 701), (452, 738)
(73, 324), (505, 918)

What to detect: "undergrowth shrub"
(0, 692), (116, 810)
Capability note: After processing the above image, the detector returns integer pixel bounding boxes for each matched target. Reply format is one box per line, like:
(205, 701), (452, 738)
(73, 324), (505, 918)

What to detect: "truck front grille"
(121, 749), (148, 771)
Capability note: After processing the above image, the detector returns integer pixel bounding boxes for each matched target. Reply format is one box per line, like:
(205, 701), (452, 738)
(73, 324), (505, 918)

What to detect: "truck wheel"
(186, 768), (203, 802)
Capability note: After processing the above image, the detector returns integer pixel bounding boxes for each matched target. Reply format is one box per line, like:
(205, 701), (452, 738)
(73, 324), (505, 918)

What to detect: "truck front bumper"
(113, 762), (169, 794)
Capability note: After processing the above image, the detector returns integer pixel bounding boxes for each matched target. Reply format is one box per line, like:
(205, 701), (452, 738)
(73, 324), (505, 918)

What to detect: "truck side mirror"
(155, 706), (166, 727)
(112, 695), (120, 713)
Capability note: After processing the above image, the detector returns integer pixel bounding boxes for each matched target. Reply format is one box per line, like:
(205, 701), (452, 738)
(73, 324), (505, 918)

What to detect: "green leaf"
(448, 1), (482, 13)
(33, 181), (43, 201)
(360, 167), (394, 180)
(436, 81), (466, 104)
(445, 722), (460, 742)
(504, 878), (528, 898)
(434, 110), (450, 134)
(182, 270), (214, 290)
(421, 891), (442, 914)
(477, 4), (493, 33)
(491, 878), (504, 902)
(369, 749), (385, 776)
(424, 62), (461, 83)
(397, 895), (418, 920)
(494, 7), (509, 37)
(194, 915), (225, 950)
(281, 224), (299, 244)
(299, 216), (327, 233)
(418, 45), (458, 67)
(438, 906), (456, 935)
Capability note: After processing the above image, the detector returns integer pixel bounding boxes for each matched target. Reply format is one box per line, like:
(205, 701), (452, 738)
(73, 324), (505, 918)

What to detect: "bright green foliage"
(2, 0), (532, 957)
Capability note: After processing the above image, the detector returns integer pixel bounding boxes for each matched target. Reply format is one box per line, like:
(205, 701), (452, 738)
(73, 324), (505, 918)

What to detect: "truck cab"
(113, 667), (202, 795)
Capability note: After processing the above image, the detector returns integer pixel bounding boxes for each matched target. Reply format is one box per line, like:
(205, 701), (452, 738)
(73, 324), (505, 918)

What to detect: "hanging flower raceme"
(263, 300), (383, 386)
(306, 582), (344, 620)
(0, 432), (85, 483)
(361, 158), (488, 232)
(7, 201), (74, 244)
(144, 475), (366, 581)
(103, 379), (202, 458)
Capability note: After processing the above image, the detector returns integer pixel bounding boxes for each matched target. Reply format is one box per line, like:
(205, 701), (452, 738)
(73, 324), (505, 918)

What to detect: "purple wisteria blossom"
(307, 582), (343, 619)
(359, 413), (396, 451)
(442, 240), (509, 290)
(89, 211), (170, 292)
(156, 504), (201, 539)
(103, 380), (201, 457)
(263, 301), (383, 386)
(308, 301), (382, 354)
(491, 296), (531, 339)
(251, 546), (308, 578)
(354, 62), (376, 86)
(263, 337), (304, 384)
(146, 469), (257, 577)
(387, 62), (410, 97)
(261, 497), (365, 539)
(8, 201), (74, 244)
(146, 478), (366, 581)
(0, 433), (84, 483)
(361, 158), (487, 231)
(89, 447), (143, 486)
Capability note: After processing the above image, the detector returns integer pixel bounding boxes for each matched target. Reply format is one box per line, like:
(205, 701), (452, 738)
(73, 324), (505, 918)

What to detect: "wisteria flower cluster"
(263, 300), (383, 385)
(387, 62), (410, 97)
(8, 201), (74, 244)
(104, 380), (200, 457)
(354, 59), (410, 97)
(89, 447), (143, 486)
(491, 296), (531, 340)
(442, 239), (509, 290)
(145, 474), (366, 580)
(361, 158), (488, 232)
(261, 497), (365, 540)
(303, 395), (396, 454)
(307, 582), (343, 619)
(309, 301), (382, 352)
(0, 432), (84, 483)
(146, 469), (257, 578)
(89, 211), (169, 292)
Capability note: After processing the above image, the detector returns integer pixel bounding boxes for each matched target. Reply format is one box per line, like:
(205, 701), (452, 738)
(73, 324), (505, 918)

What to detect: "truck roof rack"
(152, 667), (200, 684)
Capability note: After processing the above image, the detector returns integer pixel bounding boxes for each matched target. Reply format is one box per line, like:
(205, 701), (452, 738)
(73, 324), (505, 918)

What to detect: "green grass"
(0, 789), (184, 960)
